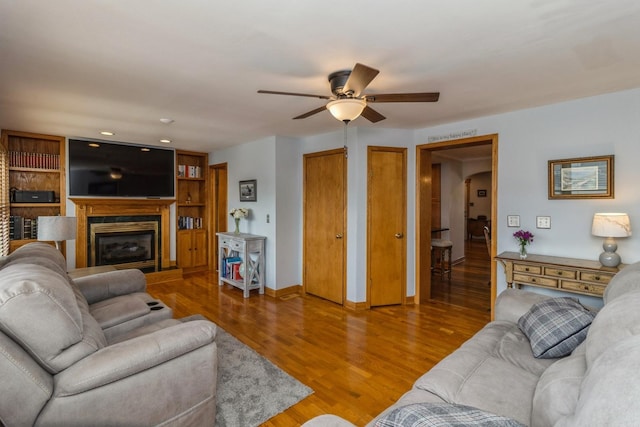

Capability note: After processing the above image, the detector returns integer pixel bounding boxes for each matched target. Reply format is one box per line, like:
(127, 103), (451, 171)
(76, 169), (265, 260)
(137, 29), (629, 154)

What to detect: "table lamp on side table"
(37, 216), (77, 251)
(591, 213), (631, 268)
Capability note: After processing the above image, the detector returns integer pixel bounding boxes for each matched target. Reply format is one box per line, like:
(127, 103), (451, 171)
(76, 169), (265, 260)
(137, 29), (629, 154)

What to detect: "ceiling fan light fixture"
(327, 98), (366, 122)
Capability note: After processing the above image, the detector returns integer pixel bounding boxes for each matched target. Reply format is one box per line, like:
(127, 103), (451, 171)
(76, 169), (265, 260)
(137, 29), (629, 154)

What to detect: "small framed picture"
(548, 155), (614, 199)
(239, 179), (257, 202)
(477, 189), (487, 197)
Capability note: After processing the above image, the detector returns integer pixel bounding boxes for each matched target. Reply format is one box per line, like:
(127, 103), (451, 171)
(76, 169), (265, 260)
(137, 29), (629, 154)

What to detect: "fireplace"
(90, 221), (159, 271)
(72, 198), (174, 270)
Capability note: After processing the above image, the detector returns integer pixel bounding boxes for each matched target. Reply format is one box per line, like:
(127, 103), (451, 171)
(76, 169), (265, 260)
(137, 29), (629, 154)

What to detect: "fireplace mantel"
(71, 198), (174, 269)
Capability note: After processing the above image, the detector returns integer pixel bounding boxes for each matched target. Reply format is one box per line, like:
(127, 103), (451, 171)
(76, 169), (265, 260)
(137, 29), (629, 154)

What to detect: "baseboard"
(265, 284), (302, 298)
(344, 299), (369, 311)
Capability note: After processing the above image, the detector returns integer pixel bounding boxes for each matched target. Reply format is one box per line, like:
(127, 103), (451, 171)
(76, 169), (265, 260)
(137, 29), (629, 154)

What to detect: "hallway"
(429, 238), (492, 312)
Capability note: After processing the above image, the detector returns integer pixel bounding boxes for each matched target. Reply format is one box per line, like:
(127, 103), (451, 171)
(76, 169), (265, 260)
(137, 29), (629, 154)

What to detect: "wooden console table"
(217, 232), (266, 298)
(495, 251), (623, 298)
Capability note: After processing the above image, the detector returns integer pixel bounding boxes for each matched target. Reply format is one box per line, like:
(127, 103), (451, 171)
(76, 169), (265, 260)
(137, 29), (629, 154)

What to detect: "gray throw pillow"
(518, 297), (595, 359)
(374, 403), (525, 427)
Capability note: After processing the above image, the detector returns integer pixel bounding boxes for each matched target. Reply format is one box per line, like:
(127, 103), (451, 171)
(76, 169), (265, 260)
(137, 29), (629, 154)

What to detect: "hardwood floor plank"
(147, 241), (491, 425)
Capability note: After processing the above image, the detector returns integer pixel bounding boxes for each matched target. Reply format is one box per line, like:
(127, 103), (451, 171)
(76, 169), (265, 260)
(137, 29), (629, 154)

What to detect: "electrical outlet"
(266, 214), (270, 223)
(537, 216), (551, 229)
(507, 215), (520, 227)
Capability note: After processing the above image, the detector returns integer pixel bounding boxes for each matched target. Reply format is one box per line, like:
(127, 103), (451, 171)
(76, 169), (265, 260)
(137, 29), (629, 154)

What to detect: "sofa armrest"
(55, 320), (216, 395)
(494, 288), (552, 323)
(72, 269), (147, 304)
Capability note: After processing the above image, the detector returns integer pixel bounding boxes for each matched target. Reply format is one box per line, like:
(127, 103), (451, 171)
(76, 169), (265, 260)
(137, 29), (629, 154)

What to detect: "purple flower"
(513, 230), (534, 245)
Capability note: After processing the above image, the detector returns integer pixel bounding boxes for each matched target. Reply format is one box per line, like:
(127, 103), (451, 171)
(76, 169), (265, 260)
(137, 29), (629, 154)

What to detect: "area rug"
(215, 326), (313, 426)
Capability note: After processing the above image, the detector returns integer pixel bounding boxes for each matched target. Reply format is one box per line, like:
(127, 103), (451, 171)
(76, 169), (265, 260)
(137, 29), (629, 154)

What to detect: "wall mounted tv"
(68, 139), (175, 198)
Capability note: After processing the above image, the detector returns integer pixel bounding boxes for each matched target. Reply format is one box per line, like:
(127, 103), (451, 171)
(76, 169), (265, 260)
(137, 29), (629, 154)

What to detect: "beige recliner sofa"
(0, 242), (218, 426)
(304, 261), (640, 426)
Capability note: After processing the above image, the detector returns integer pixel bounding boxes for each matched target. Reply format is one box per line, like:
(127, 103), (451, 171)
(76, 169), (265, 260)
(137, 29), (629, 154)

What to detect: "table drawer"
(514, 264), (542, 275)
(580, 271), (614, 285)
(561, 280), (606, 296)
(544, 267), (577, 279)
(513, 273), (557, 288)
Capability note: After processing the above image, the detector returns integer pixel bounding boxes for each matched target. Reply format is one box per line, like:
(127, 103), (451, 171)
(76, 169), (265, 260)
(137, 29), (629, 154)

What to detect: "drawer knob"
(557, 271), (562, 276)
(595, 276), (601, 280)
(531, 278), (536, 283)
(525, 267), (530, 272)
(584, 285), (589, 290)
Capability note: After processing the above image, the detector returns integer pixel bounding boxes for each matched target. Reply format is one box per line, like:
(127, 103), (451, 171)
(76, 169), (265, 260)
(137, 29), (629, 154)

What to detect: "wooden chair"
(483, 226), (491, 286)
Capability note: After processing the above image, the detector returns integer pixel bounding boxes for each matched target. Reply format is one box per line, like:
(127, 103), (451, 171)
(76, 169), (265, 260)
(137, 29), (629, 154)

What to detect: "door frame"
(416, 134), (499, 314)
(209, 162), (228, 271)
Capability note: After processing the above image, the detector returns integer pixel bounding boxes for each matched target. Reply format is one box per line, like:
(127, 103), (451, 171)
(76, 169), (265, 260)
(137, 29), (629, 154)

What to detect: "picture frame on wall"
(239, 179), (257, 202)
(477, 189), (487, 197)
(548, 155), (614, 199)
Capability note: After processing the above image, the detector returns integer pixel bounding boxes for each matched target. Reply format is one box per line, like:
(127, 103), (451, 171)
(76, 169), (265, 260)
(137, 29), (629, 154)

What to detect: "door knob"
(395, 233), (403, 239)
(336, 234), (343, 239)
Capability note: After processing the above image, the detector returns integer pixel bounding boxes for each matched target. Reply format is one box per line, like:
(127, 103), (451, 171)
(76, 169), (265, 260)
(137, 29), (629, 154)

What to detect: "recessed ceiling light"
(159, 118), (174, 124)
(160, 139), (171, 144)
(100, 131), (115, 136)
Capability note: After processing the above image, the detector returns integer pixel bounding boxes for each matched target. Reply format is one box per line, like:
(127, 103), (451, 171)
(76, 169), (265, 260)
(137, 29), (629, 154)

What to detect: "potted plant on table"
(513, 229), (534, 259)
(229, 208), (249, 234)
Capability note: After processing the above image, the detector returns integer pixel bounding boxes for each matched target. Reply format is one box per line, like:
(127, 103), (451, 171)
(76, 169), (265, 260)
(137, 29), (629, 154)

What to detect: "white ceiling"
(1, 1), (640, 153)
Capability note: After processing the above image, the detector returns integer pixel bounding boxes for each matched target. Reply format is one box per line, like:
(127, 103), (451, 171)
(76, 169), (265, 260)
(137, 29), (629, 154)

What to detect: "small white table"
(216, 232), (266, 298)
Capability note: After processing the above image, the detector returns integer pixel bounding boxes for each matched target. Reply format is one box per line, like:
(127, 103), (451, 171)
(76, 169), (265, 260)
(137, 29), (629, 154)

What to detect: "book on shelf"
(9, 216), (38, 240)
(177, 164), (202, 178)
(178, 216), (203, 230)
(9, 151), (60, 169)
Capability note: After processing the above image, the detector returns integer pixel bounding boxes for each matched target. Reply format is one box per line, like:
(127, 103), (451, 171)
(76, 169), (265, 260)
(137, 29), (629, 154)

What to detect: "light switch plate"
(507, 215), (520, 227)
(537, 216), (551, 229)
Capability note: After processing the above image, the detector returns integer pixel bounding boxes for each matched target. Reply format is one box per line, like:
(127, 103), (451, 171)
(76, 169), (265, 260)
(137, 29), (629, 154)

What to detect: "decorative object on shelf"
(513, 229), (534, 259)
(37, 216), (76, 251)
(548, 155), (614, 199)
(229, 208), (249, 234)
(239, 179), (257, 202)
(591, 213), (631, 267)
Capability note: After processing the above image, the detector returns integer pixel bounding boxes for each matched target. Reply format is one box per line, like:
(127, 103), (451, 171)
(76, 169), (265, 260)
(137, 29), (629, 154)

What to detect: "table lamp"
(37, 216), (77, 251)
(591, 213), (631, 267)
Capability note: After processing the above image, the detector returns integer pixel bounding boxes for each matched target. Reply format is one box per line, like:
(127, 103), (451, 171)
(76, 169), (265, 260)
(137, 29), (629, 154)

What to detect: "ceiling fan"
(258, 63), (439, 124)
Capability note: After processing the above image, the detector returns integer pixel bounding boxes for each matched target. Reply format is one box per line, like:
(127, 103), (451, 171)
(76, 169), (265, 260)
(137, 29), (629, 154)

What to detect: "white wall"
(416, 87), (640, 307)
(207, 87), (640, 307)
(210, 136), (278, 288)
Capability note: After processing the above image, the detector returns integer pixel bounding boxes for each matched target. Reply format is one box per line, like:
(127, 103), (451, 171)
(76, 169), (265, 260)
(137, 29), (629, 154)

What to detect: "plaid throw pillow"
(518, 297), (595, 359)
(375, 403), (525, 427)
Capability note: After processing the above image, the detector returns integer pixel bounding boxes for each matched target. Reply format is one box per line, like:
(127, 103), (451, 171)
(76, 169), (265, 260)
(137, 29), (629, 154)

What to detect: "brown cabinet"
(495, 251), (620, 298)
(1, 130), (66, 253)
(176, 150), (208, 272)
(177, 228), (208, 269)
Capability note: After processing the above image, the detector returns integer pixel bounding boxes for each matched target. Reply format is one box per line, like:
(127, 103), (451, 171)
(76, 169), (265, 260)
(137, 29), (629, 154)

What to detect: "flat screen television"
(68, 139), (175, 198)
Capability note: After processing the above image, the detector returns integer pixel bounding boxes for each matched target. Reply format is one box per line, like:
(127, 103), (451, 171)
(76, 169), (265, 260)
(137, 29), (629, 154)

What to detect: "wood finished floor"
(147, 240), (491, 426)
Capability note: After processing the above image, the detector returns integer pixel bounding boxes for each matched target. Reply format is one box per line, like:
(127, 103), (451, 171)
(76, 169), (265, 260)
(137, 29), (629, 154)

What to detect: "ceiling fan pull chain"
(343, 122), (349, 158)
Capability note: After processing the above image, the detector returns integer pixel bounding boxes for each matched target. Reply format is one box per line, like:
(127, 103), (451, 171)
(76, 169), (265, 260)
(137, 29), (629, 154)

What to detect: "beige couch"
(305, 262), (640, 426)
(0, 242), (218, 426)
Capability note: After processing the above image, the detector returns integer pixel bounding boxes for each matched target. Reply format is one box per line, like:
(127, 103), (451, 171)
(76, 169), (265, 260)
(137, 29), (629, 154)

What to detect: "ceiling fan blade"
(343, 63), (379, 97)
(293, 105), (327, 120)
(360, 106), (386, 123)
(365, 92), (440, 103)
(258, 90), (331, 100)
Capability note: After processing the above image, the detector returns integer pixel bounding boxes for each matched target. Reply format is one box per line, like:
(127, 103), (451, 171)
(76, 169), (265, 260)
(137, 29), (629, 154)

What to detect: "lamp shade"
(591, 213), (632, 237)
(37, 216), (77, 242)
(327, 99), (366, 122)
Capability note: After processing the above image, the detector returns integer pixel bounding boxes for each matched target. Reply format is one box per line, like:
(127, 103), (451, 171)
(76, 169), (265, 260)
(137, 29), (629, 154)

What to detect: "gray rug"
(215, 326), (313, 426)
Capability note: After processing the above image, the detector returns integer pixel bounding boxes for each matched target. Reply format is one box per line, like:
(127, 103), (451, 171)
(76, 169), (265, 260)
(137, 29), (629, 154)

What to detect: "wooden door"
(177, 231), (193, 268)
(193, 229), (208, 267)
(209, 163), (227, 271)
(303, 149), (346, 304)
(431, 164), (442, 237)
(368, 147), (407, 306)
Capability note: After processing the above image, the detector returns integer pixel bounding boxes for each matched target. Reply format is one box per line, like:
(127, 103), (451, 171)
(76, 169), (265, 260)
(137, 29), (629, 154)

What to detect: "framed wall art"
(548, 155), (614, 199)
(239, 179), (257, 201)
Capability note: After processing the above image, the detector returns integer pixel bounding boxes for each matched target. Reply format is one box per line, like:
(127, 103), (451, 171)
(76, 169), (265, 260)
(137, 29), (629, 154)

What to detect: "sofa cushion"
(518, 297), (594, 358)
(555, 333), (640, 427)
(530, 346), (586, 427)
(0, 264), (104, 373)
(413, 321), (553, 425)
(602, 261), (640, 304)
(585, 290), (640, 365)
(374, 403), (525, 427)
